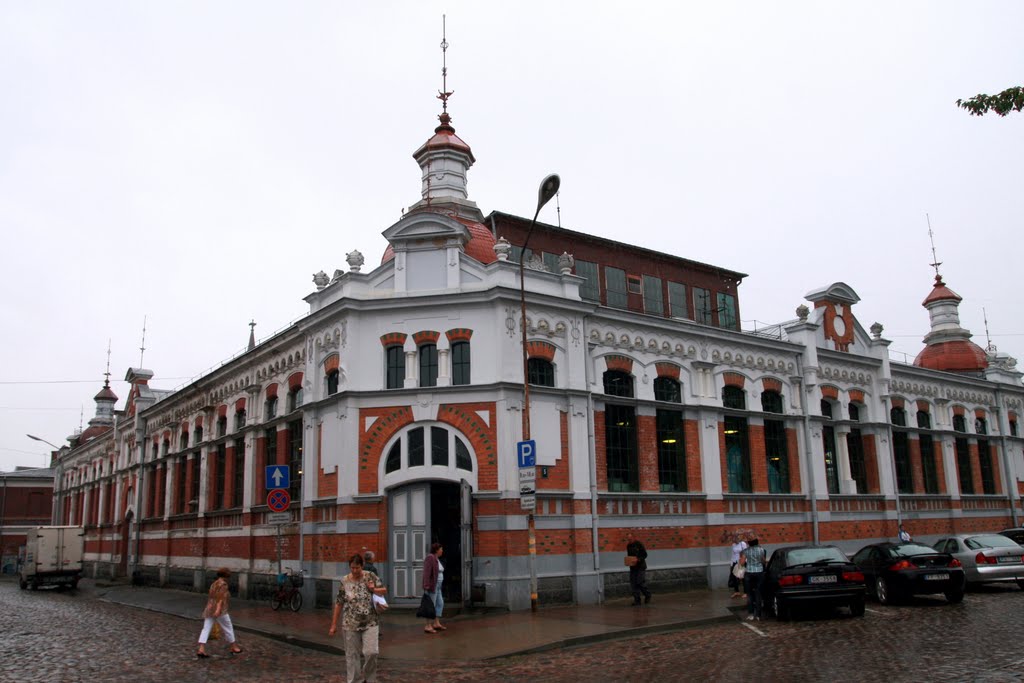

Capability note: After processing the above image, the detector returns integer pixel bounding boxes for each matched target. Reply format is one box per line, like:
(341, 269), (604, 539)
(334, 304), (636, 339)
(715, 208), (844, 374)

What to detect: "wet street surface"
(2, 579), (1022, 682)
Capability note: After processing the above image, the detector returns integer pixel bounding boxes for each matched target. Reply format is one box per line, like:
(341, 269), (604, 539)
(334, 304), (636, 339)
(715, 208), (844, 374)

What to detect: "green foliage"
(956, 86), (1024, 117)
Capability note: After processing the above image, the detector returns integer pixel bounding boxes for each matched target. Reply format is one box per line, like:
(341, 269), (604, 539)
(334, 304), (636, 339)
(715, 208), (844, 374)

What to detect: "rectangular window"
(716, 292), (737, 330)
(386, 346), (405, 389)
(180, 432), (189, 450)
(605, 266), (628, 309)
(419, 345), (438, 388)
(147, 465), (158, 517)
(575, 260), (600, 302)
(265, 427), (278, 469)
(725, 416), (751, 493)
(978, 440), (995, 494)
(642, 275), (664, 316)
(232, 439), (245, 508)
(893, 431), (912, 494)
(408, 427), (424, 467)
(215, 444), (227, 511)
(431, 426), (449, 466)
(265, 397), (278, 421)
(627, 275), (642, 294)
(847, 429), (868, 494)
(694, 287), (712, 325)
(955, 437), (973, 494)
(510, 246), (532, 264)
(287, 420), (303, 504)
(235, 410), (246, 431)
(919, 434), (938, 494)
(217, 417), (227, 438)
(189, 453), (200, 512)
(176, 457), (188, 514)
(764, 420), (790, 494)
(452, 342), (471, 386)
(668, 282), (688, 319)
(542, 252), (560, 273)
(605, 404), (638, 492)
(656, 409), (686, 492)
(822, 426), (839, 495)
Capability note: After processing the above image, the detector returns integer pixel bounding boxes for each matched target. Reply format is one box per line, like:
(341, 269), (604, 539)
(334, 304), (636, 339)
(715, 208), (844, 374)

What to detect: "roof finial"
(437, 15), (453, 121)
(104, 339), (112, 388)
(983, 307), (995, 351)
(139, 315), (147, 367)
(248, 319), (257, 352)
(926, 214), (942, 281)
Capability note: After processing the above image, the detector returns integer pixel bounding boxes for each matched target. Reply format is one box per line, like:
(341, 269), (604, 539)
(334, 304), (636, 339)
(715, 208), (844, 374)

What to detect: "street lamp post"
(26, 434), (60, 450)
(519, 174), (560, 612)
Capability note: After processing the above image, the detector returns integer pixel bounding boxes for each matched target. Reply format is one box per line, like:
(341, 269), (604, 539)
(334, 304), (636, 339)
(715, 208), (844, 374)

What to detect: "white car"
(933, 534), (1024, 588)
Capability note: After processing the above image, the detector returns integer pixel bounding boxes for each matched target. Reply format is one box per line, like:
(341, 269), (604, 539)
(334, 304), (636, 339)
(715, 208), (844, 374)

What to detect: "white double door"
(388, 480), (472, 604)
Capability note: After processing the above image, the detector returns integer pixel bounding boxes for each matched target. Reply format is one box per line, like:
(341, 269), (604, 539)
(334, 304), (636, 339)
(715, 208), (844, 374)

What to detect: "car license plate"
(997, 556), (1018, 564)
(808, 575), (837, 584)
(923, 574), (946, 581)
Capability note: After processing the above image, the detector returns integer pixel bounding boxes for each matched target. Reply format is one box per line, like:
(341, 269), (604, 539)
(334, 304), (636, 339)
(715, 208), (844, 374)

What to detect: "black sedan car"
(761, 545), (866, 620)
(851, 542), (965, 605)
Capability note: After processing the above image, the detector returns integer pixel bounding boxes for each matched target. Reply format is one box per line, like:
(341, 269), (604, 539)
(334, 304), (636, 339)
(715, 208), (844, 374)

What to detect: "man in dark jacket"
(626, 532), (652, 606)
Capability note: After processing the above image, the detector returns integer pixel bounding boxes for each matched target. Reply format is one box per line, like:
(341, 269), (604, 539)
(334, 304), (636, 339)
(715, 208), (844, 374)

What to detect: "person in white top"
(898, 524), (912, 543)
(729, 534), (748, 598)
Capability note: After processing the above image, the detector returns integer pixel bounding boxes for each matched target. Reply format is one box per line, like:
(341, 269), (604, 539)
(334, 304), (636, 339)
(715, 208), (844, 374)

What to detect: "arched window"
(891, 407), (912, 494)
(235, 409), (246, 431)
(419, 344), (438, 388)
(383, 426), (475, 476)
(761, 391), (783, 414)
(722, 386), (745, 410)
(287, 386), (303, 412)
(603, 370), (633, 398)
(386, 346), (405, 389)
(916, 409), (938, 494)
(265, 396), (278, 421)
(890, 407), (907, 427)
(528, 358), (555, 387)
(653, 377), (681, 403)
(326, 370), (339, 396)
(452, 342), (471, 386)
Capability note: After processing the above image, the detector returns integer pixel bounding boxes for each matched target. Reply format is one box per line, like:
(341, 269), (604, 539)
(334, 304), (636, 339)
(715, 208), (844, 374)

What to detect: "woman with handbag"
(328, 553), (387, 683)
(421, 543), (446, 634)
(196, 567), (243, 658)
(728, 534), (748, 598)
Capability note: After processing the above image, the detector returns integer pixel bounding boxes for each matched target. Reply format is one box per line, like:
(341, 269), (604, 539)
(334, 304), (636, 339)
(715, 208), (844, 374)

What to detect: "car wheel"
(875, 576), (891, 605)
(945, 588), (965, 604)
(773, 595), (789, 621)
(850, 598), (865, 617)
(1017, 579), (1024, 591)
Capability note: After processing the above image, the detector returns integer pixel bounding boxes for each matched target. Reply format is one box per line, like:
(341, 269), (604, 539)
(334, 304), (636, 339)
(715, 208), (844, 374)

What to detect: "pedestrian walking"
(422, 543), (447, 633)
(328, 553), (387, 683)
(728, 533), (748, 598)
(898, 524), (912, 543)
(742, 536), (767, 621)
(196, 567), (243, 658)
(625, 532), (652, 606)
(362, 550), (380, 577)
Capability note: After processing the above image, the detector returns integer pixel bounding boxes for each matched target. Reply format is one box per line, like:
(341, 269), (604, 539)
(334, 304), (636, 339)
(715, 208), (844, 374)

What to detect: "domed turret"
(913, 275), (988, 374)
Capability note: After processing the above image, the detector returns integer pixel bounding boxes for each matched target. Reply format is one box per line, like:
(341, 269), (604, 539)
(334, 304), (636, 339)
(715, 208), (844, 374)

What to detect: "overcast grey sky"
(2, 1), (1021, 471)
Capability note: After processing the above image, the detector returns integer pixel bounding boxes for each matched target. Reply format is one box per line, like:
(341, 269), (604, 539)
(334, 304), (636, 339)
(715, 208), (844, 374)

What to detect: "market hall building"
(51, 101), (1024, 611)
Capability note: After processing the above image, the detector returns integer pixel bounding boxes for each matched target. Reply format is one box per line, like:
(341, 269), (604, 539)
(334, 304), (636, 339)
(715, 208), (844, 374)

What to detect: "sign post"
(267, 487), (291, 574)
(517, 440), (536, 512)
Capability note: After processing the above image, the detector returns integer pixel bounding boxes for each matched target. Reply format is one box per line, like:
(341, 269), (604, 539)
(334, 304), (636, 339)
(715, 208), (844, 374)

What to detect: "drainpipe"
(795, 355), (819, 545)
(993, 387), (1020, 527)
(582, 316), (602, 601)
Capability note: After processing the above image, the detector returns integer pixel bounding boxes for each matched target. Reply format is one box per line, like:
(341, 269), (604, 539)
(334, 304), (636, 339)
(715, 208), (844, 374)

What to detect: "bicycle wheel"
(289, 590), (303, 612)
(271, 591), (284, 611)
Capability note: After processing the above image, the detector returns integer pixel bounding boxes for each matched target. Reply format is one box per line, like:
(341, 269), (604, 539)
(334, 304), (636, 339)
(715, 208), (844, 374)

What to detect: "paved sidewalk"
(93, 582), (740, 661)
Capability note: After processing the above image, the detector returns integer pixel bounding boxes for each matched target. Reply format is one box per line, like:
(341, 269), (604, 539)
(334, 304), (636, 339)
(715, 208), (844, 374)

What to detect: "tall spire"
(248, 319), (257, 352)
(926, 214), (942, 280)
(407, 15), (482, 220)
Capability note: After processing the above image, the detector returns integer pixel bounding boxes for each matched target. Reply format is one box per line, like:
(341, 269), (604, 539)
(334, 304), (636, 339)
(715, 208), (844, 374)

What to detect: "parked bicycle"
(271, 569), (304, 612)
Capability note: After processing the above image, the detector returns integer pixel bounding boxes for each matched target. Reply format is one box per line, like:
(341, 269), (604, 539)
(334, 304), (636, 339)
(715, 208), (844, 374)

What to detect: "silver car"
(933, 534), (1024, 588)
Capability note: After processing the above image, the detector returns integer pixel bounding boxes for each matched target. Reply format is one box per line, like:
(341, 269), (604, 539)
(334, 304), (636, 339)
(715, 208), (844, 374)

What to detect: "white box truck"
(19, 526), (85, 591)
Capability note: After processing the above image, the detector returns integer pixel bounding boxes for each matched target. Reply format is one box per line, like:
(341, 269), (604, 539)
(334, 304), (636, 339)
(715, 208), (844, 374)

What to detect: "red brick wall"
(863, 433), (880, 494)
(594, 411), (608, 491)
(786, 428), (802, 493)
(909, 436), (924, 494)
(316, 423), (336, 498)
(685, 419), (702, 492)
(358, 406), (414, 494)
(437, 403), (498, 491)
(637, 414), (659, 492)
(749, 424), (768, 493)
(990, 443), (1003, 494)
(969, 443), (983, 496)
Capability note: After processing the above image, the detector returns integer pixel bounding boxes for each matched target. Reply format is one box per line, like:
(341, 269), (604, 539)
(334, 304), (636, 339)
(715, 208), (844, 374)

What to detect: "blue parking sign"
(265, 465), (290, 490)
(517, 440), (536, 468)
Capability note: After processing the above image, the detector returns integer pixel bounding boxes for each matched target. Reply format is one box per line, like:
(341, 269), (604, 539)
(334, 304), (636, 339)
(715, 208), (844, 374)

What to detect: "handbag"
(624, 556), (638, 567)
(210, 622), (222, 640)
(415, 592), (436, 620)
(732, 563), (746, 580)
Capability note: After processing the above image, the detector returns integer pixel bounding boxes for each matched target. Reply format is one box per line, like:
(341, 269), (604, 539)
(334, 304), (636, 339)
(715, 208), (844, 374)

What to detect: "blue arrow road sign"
(265, 465), (290, 491)
(517, 440), (536, 468)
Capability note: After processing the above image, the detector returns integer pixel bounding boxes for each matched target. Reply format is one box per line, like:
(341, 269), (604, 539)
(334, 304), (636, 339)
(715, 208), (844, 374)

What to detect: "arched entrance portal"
(389, 479), (473, 607)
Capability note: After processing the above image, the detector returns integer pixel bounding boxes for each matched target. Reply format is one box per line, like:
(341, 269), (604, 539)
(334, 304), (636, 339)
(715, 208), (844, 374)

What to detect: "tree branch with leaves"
(956, 86), (1024, 116)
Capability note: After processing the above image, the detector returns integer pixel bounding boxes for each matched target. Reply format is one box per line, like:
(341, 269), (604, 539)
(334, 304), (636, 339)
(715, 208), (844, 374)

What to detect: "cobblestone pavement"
(2, 580), (1023, 682)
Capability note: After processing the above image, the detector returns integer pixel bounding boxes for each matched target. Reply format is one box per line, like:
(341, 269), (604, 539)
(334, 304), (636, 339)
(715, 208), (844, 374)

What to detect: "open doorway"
(388, 479), (472, 605)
